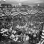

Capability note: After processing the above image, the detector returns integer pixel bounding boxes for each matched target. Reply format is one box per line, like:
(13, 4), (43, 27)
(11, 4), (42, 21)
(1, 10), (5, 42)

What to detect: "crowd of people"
(0, 4), (44, 44)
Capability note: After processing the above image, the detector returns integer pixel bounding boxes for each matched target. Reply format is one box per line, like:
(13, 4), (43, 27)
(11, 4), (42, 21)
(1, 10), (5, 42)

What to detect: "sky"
(6, 0), (44, 3)
(0, 0), (44, 4)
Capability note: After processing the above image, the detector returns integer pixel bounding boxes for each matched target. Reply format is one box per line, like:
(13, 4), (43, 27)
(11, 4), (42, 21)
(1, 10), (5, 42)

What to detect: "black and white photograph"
(0, 0), (44, 44)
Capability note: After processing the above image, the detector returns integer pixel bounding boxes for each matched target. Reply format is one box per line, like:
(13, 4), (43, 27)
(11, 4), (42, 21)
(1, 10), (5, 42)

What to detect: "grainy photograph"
(0, 0), (44, 44)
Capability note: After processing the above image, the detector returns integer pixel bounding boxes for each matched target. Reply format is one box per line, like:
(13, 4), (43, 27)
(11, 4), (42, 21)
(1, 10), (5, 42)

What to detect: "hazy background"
(0, 0), (44, 3)
(4, 0), (44, 3)
(0, 0), (44, 7)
